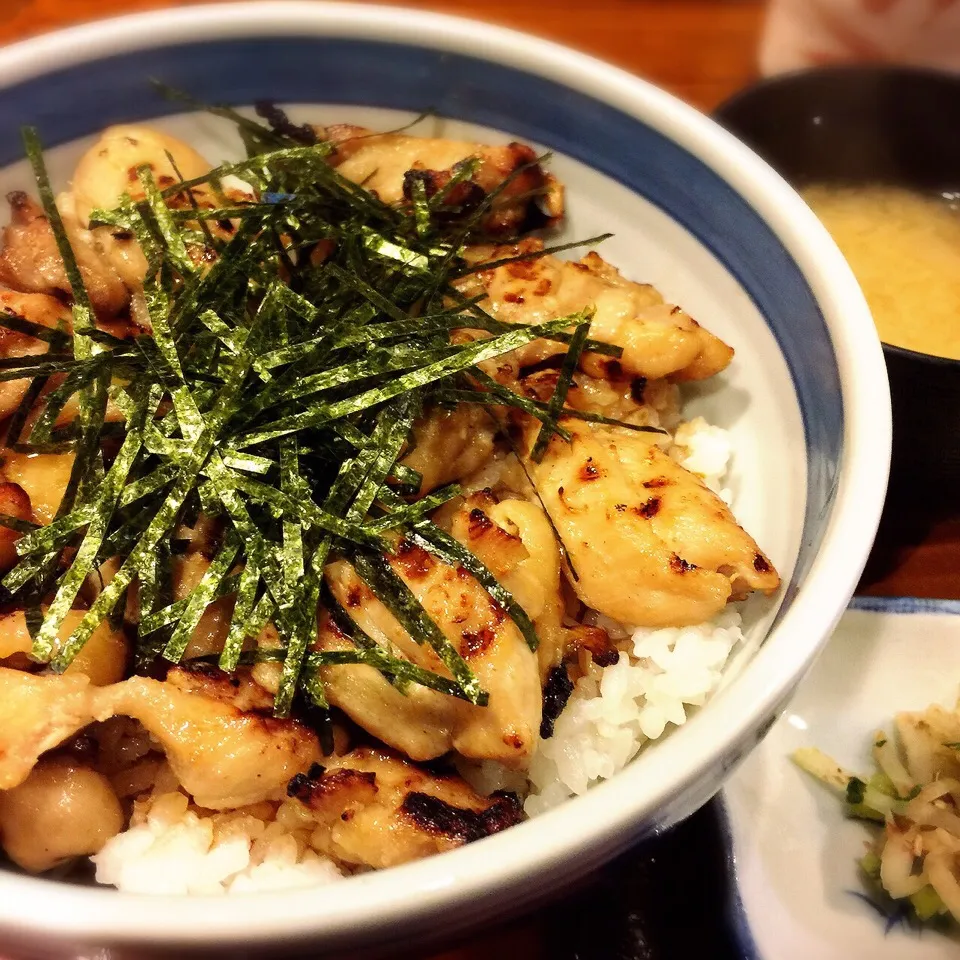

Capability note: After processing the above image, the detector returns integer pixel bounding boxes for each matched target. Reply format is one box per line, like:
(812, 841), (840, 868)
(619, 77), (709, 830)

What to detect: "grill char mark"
(399, 790), (523, 842)
(540, 665), (575, 739)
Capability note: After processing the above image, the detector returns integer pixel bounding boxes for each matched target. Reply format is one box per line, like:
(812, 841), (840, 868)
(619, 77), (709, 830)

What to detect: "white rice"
(93, 792), (344, 894)
(94, 417), (743, 892)
(523, 607), (743, 816)
(671, 416), (735, 501)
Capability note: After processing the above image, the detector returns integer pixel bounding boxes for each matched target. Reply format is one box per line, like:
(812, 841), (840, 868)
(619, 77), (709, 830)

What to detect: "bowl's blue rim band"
(849, 595), (960, 615)
(0, 35), (843, 610)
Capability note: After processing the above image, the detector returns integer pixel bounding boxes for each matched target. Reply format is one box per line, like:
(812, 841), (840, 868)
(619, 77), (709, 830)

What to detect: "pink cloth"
(761, 0), (960, 74)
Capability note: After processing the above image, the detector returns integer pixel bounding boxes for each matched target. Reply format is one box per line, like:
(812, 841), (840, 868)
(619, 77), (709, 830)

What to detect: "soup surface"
(803, 184), (960, 360)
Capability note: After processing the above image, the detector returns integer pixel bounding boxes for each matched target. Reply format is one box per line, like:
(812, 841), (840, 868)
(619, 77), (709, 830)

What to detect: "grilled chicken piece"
(0, 668), (99, 790)
(0, 449), (75, 525)
(70, 125), (214, 227)
(71, 125), (252, 294)
(100, 667), (321, 809)
(0, 609), (128, 686)
(400, 402), (496, 494)
(0, 292), (128, 442)
(311, 609), (459, 762)
(0, 291), (70, 421)
(319, 543), (541, 766)
(0, 127), (242, 320)
(446, 492), (610, 679)
(0, 757), (124, 872)
(520, 416), (778, 628)
(561, 369), (678, 429)
(459, 240), (734, 382)
(289, 746), (523, 869)
(0, 296), (129, 444)
(0, 481), (31, 572)
(0, 192), (130, 316)
(0, 664), (320, 809)
(612, 430), (779, 597)
(171, 552), (236, 660)
(315, 124), (563, 238)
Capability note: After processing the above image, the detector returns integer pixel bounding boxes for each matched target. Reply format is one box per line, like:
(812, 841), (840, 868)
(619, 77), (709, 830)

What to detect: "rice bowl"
(0, 4), (888, 957)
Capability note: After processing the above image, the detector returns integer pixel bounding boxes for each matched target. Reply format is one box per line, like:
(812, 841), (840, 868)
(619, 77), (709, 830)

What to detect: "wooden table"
(3, 1), (959, 957)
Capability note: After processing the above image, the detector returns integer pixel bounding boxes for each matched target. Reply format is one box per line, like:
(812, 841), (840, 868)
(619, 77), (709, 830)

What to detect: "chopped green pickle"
(794, 713), (960, 933)
(910, 886), (947, 922)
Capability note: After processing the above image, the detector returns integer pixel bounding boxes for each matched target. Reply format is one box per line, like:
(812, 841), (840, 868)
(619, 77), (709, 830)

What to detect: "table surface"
(3, 1), (959, 957)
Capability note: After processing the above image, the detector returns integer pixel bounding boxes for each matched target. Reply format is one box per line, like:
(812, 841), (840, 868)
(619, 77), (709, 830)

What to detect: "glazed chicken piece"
(72, 125), (255, 286)
(0, 757), (124, 872)
(562, 369), (679, 430)
(612, 429), (779, 596)
(70, 124), (214, 228)
(0, 449), (75, 525)
(0, 481), (31, 572)
(444, 492), (612, 678)
(0, 665), (320, 809)
(0, 291), (72, 421)
(0, 293), (128, 443)
(319, 542), (541, 766)
(311, 608), (462, 763)
(400, 402), (496, 494)
(315, 124), (563, 238)
(0, 292), (128, 448)
(520, 416), (778, 628)
(171, 551), (236, 660)
(0, 126), (232, 320)
(0, 668), (99, 790)
(67, 124), (249, 317)
(0, 193), (130, 316)
(0, 608), (128, 686)
(289, 745), (523, 870)
(458, 240), (734, 382)
(100, 666), (321, 809)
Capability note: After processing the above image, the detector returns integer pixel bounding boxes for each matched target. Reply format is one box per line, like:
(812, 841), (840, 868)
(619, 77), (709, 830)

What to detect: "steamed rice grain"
(93, 792), (343, 894)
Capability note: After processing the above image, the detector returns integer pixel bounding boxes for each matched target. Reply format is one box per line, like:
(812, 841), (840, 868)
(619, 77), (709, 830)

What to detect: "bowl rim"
(714, 62), (960, 122)
(882, 340), (960, 368)
(0, 1), (891, 949)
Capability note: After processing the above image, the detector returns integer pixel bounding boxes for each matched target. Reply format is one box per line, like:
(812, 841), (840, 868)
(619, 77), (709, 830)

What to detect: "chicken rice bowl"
(0, 95), (780, 894)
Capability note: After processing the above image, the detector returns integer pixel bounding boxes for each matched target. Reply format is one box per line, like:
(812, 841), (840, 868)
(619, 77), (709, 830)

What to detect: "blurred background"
(2, 1), (767, 112)
(8, 0), (959, 109)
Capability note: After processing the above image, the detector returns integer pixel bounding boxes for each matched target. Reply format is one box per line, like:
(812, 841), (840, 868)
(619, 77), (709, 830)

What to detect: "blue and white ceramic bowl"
(0, 3), (890, 956)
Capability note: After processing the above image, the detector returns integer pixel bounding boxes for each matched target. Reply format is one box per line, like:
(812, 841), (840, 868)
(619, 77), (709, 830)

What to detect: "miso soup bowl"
(0, 4), (889, 958)
(716, 66), (960, 527)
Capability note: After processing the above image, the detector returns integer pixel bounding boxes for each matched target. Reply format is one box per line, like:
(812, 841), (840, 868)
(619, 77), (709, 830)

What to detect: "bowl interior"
(0, 7), (886, 953)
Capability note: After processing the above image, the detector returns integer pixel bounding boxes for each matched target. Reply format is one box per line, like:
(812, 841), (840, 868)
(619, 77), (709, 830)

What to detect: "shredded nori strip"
(3, 99), (627, 717)
(530, 318), (592, 462)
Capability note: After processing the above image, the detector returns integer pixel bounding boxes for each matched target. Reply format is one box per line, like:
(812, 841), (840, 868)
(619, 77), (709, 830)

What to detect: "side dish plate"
(726, 597), (960, 960)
